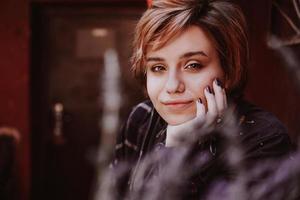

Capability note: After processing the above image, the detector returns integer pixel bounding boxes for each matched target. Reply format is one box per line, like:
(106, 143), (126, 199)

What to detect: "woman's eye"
(150, 65), (166, 73)
(184, 63), (203, 71)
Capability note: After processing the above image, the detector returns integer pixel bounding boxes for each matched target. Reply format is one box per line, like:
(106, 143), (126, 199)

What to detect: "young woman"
(113, 0), (292, 198)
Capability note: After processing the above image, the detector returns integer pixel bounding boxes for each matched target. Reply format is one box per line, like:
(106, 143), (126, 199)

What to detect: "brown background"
(0, 0), (299, 200)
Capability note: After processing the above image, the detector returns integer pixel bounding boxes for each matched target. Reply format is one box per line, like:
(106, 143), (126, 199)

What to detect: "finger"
(196, 98), (206, 118)
(213, 78), (226, 115)
(204, 86), (218, 124)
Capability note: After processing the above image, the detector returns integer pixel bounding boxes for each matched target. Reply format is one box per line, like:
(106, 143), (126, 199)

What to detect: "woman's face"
(146, 25), (225, 125)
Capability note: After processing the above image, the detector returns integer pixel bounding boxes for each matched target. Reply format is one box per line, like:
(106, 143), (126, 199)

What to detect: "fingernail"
(198, 98), (203, 104)
(215, 78), (223, 88)
(206, 86), (213, 94)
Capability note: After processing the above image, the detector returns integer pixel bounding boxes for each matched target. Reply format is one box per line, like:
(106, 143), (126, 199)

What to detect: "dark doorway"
(30, 3), (145, 200)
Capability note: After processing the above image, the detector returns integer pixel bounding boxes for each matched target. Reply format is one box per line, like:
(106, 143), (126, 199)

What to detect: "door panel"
(31, 5), (144, 200)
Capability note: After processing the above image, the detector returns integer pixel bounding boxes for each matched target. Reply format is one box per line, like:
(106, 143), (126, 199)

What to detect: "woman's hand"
(166, 78), (227, 147)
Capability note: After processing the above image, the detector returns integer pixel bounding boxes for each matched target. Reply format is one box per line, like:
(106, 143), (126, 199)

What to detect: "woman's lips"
(162, 100), (194, 110)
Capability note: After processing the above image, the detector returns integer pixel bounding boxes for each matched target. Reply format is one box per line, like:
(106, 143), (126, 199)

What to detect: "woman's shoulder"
(236, 99), (292, 160)
(119, 100), (155, 138)
(237, 100), (287, 134)
(128, 100), (154, 123)
(114, 100), (155, 163)
(121, 100), (156, 134)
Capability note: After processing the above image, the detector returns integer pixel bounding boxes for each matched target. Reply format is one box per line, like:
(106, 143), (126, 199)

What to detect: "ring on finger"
(216, 116), (222, 124)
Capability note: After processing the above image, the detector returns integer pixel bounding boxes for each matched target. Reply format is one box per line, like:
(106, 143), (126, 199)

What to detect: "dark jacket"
(114, 99), (292, 199)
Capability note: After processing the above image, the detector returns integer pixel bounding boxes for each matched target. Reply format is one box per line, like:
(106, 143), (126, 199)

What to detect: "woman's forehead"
(146, 26), (216, 60)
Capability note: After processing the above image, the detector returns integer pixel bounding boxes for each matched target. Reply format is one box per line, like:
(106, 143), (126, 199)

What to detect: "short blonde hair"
(131, 0), (249, 99)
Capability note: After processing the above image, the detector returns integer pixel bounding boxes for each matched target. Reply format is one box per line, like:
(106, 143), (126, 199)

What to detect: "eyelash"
(150, 65), (166, 73)
(149, 61), (203, 73)
(184, 62), (203, 71)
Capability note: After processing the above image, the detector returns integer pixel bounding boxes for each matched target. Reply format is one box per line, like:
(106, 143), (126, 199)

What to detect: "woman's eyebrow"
(146, 51), (208, 62)
(179, 51), (208, 59)
(146, 57), (165, 62)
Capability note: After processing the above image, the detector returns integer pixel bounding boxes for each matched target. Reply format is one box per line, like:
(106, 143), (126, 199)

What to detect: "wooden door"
(31, 4), (145, 200)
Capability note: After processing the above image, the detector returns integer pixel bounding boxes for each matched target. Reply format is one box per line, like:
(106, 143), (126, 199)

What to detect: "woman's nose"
(165, 72), (185, 93)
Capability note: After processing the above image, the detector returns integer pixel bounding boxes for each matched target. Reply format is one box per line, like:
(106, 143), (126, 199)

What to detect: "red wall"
(0, 0), (30, 200)
(241, 0), (300, 140)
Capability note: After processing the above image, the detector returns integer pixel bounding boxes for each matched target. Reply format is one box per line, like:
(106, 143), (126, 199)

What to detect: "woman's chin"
(164, 114), (195, 126)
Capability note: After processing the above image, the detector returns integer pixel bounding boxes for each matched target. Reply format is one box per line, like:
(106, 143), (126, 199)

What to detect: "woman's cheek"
(189, 78), (211, 111)
(188, 78), (206, 98)
(146, 75), (162, 100)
